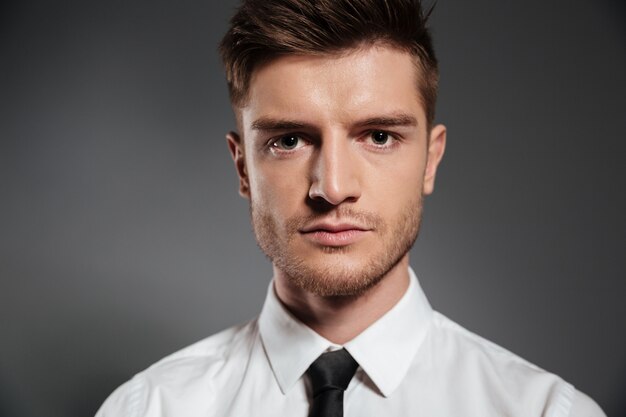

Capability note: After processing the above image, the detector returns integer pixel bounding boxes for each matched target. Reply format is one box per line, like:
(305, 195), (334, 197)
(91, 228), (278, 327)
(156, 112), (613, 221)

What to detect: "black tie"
(306, 349), (359, 417)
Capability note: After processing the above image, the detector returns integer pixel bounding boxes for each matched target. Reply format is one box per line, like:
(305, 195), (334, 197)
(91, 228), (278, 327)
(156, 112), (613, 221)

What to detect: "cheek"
(371, 177), (422, 222)
(249, 160), (308, 213)
(367, 152), (425, 201)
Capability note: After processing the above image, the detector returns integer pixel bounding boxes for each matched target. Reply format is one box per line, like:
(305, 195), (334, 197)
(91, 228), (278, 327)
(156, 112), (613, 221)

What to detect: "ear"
(422, 124), (446, 196)
(226, 131), (250, 199)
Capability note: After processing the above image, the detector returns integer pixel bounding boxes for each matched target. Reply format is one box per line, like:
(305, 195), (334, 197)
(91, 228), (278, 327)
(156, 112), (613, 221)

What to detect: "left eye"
(370, 131), (390, 145)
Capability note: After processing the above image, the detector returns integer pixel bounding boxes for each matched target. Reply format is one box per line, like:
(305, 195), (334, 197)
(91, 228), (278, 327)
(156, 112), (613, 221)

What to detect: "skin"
(227, 45), (446, 344)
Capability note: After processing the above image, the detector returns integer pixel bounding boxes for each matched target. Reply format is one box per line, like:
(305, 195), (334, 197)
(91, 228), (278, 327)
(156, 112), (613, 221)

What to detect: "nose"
(308, 135), (361, 206)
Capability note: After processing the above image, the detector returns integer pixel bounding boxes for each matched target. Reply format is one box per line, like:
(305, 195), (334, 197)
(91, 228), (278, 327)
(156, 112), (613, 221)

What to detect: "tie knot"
(306, 349), (359, 396)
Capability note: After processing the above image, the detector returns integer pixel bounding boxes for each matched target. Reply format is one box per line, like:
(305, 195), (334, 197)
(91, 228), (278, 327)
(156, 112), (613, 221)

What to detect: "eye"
(271, 134), (303, 151)
(370, 131), (390, 145)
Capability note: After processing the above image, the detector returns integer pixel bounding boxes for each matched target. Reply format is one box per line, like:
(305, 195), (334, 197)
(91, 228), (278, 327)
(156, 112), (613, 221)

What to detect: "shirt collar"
(258, 282), (333, 395)
(258, 267), (433, 397)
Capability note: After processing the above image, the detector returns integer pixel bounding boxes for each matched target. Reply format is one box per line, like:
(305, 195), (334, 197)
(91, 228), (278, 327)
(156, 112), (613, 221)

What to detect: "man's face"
(228, 45), (446, 296)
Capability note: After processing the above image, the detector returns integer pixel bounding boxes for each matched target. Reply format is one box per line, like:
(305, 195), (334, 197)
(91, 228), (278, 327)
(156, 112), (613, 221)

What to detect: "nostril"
(306, 195), (338, 213)
(306, 191), (360, 213)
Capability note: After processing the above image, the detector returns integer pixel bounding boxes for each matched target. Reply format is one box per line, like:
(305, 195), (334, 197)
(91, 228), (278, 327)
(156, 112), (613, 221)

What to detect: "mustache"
(285, 207), (384, 233)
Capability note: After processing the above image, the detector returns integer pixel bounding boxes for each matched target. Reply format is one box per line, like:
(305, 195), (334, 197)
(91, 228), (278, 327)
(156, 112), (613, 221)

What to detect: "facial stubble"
(251, 195), (423, 297)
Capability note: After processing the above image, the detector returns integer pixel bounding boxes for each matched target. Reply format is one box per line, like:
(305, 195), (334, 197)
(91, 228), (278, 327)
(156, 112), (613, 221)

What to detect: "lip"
(300, 222), (371, 247)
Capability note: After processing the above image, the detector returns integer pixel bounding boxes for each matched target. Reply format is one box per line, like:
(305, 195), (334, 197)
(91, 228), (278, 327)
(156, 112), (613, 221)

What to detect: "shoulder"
(569, 390), (607, 417)
(142, 319), (258, 382)
(430, 311), (558, 379)
(427, 312), (606, 417)
(95, 319), (259, 417)
(430, 311), (549, 375)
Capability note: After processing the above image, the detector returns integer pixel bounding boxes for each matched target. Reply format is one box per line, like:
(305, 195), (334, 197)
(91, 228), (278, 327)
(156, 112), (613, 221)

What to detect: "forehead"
(240, 46), (426, 131)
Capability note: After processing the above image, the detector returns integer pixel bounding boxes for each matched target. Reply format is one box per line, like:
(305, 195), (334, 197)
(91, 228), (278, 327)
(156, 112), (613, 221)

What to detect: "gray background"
(1, 1), (624, 416)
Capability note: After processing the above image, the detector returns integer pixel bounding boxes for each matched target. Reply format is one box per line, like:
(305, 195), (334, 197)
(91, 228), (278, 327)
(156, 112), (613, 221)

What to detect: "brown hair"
(219, 0), (439, 127)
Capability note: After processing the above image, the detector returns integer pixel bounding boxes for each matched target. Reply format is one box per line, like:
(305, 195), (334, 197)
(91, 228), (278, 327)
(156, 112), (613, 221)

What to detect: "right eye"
(271, 134), (305, 151)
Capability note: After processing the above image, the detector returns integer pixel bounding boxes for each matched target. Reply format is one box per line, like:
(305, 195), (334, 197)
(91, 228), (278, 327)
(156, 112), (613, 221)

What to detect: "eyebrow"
(250, 112), (418, 132)
(356, 113), (418, 128)
(251, 118), (311, 131)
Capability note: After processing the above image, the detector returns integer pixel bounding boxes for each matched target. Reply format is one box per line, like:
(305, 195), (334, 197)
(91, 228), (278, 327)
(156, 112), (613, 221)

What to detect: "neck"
(273, 255), (411, 345)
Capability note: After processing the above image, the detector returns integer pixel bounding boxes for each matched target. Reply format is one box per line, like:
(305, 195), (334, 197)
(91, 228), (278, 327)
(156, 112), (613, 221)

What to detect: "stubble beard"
(250, 196), (424, 297)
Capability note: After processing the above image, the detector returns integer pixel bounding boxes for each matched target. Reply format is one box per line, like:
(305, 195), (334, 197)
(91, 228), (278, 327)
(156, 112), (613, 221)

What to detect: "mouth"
(299, 222), (371, 247)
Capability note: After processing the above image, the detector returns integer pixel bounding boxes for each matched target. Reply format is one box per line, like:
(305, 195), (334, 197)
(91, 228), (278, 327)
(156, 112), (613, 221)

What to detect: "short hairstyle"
(219, 0), (439, 128)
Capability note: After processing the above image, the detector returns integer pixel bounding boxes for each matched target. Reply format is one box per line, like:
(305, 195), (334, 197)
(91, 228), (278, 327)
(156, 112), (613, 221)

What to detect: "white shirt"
(96, 269), (605, 417)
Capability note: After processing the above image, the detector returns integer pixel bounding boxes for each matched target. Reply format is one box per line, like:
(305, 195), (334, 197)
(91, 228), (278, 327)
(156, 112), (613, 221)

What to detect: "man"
(96, 0), (606, 416)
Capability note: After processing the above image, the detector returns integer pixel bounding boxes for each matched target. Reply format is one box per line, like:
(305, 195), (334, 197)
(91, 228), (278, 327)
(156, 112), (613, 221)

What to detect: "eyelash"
(362, 130), (401, 151)
(266, 130), (401, 155)
(268, 134), (309, 154)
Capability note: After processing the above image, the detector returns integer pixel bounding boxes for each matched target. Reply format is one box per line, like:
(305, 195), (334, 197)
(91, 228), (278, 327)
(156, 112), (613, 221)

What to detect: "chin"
(276, 253), (396, 297)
